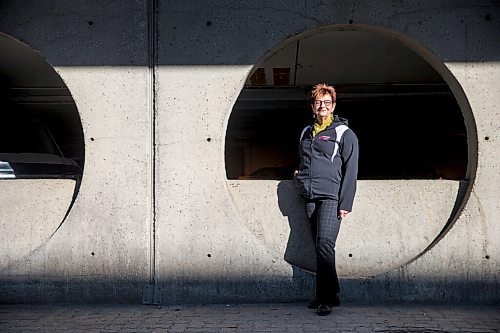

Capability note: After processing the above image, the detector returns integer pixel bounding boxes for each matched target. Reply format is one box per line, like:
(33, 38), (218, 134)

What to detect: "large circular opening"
(0, 33), (84, 268)
(0, 33), (84, 177)
(224, 25), (477, 276)
(225, 28), (468, 181)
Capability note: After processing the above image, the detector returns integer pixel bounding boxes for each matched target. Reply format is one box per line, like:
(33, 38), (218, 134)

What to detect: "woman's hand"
(338, 210), (350, 219)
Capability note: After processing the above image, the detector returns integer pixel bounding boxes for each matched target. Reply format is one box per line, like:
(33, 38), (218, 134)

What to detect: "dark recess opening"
(225, 85), (467, 180)
(225, 30), (467, 181)
(0, 34), (84, 179)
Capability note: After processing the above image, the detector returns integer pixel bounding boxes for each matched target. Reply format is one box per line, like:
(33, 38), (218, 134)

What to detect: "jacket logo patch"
(318, 135), (332, 141)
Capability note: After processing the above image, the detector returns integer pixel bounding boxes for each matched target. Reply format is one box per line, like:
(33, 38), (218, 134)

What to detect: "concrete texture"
(228, 180), (463, 277)
(0, 0), (499, 304)
(0, 180), (75, 270)
(0, 65), (152, 303)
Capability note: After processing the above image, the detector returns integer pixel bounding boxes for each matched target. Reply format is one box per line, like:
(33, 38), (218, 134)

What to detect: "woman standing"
(294, 83), (359, 316)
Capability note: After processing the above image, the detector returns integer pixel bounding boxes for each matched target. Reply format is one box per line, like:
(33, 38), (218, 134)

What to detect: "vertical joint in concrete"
(143, 0), (162, 305)
(147, 0), (158, 287)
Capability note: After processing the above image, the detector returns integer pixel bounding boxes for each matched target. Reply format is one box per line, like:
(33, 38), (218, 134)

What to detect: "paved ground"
(0, 302), (499, 332)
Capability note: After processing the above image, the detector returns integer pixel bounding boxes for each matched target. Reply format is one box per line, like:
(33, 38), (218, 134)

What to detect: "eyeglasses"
(314, 100), (333, 106)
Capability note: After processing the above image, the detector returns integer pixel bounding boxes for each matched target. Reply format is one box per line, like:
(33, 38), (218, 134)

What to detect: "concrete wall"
(0, 0), (499, 304)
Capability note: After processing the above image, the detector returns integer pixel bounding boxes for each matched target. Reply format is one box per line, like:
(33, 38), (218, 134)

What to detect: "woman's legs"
(306, 199), (341, 306)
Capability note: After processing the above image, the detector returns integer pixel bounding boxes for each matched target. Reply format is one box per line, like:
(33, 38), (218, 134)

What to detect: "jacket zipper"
(308, 123), (336, 199)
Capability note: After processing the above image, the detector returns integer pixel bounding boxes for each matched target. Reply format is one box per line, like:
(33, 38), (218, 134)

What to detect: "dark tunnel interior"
(0, 34), (85, 176)
(225, 85), (467, 180)
(225, 31), (468, 181)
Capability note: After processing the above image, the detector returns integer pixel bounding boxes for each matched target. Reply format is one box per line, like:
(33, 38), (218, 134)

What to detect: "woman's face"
(312, 93), (335, 119)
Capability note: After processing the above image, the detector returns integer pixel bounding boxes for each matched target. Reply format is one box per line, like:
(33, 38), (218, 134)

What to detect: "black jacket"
(295, 115), (359, 211)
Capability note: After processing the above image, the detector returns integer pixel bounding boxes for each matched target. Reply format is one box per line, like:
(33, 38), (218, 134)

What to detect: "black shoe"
(317, 304), (332, 316)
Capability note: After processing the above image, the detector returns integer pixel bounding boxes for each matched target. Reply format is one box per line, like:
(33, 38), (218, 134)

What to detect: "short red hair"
(310, 83), (336, 104)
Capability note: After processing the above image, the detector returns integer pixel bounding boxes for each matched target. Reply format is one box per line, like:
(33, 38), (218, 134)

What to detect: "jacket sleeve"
(338, 129), (359, 211)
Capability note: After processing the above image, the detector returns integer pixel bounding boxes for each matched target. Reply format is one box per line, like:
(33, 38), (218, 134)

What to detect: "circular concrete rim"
(224, 23), (478, 265)
(0, 32), (84, 233)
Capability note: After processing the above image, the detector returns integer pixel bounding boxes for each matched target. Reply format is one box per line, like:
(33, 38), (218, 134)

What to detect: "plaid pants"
(305, 199), (342, 305)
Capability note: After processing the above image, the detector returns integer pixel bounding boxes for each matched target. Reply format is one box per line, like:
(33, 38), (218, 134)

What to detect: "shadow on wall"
(277, 181), (317, 274)
(0, 274), (315, 305)
(0, 1), (498, 66)
(0, 278), (145, 304)
(1, 274), (498, 305)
